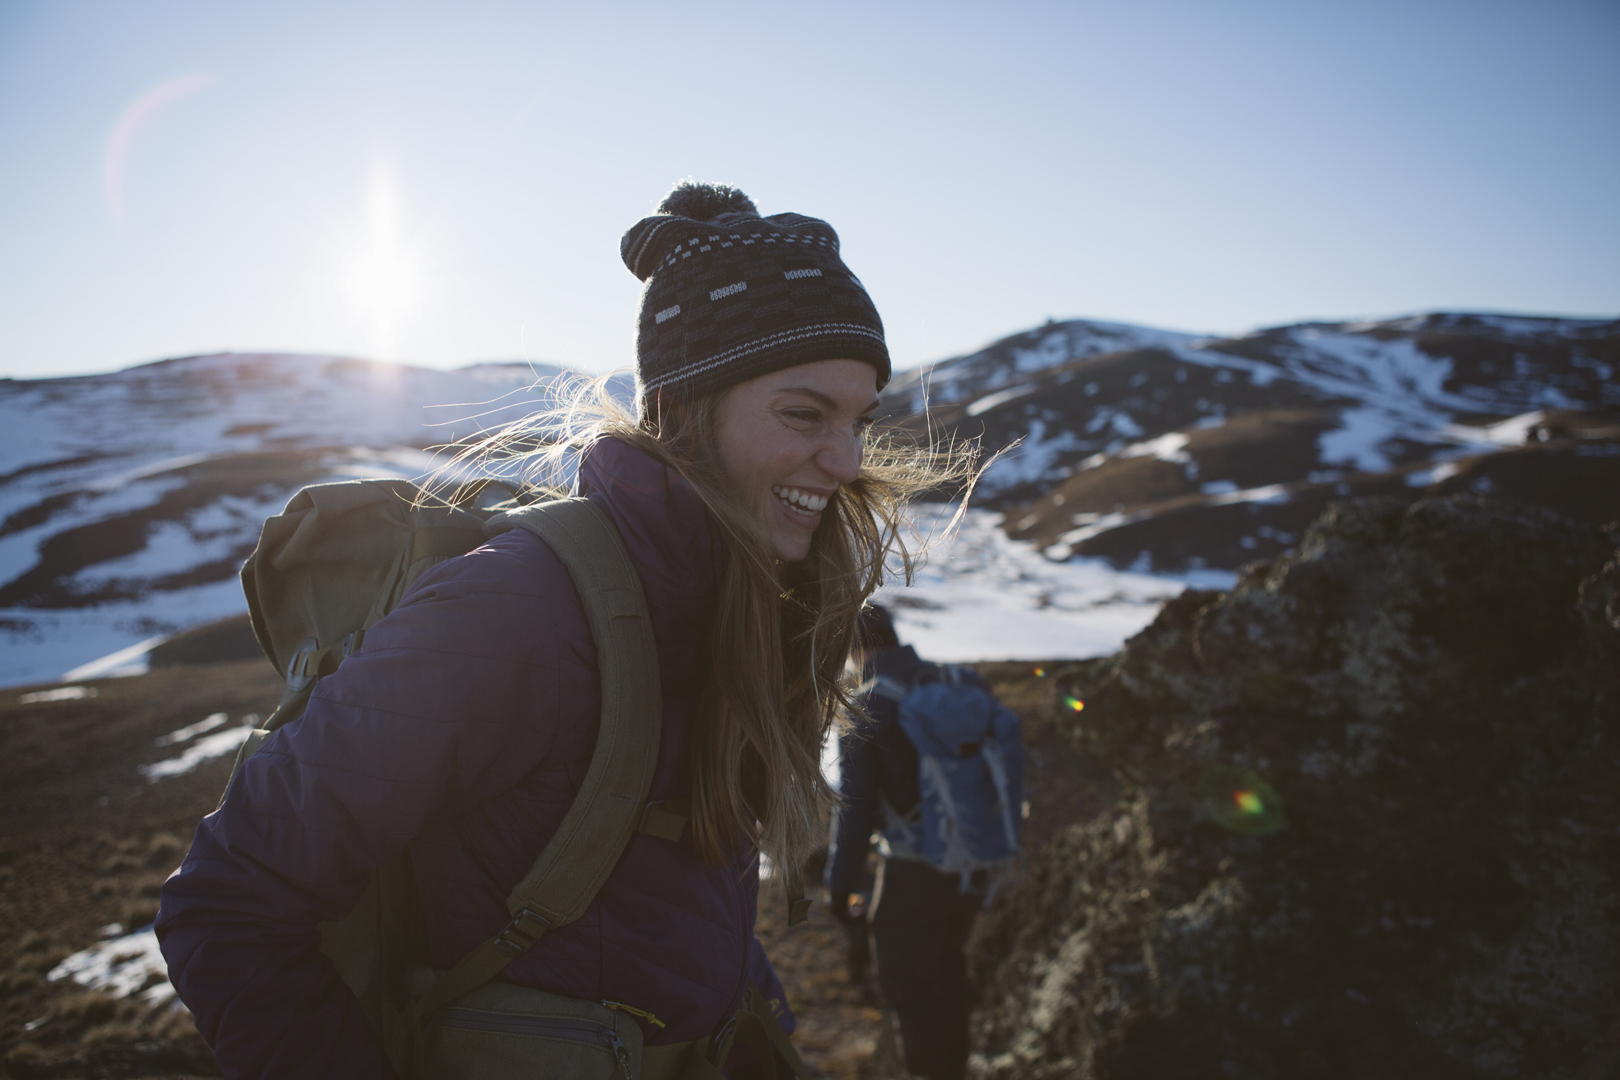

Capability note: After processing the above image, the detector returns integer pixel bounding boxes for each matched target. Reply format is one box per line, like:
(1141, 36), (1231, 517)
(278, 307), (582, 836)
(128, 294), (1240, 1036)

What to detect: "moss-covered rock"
(969, 495), (1620, 1080)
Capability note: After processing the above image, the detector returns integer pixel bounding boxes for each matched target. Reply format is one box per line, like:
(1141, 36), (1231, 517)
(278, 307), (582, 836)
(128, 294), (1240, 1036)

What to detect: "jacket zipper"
(436, 1009), (632, 1078)
(602, 999), (666, 1029)
(724, 852), (757, 1023)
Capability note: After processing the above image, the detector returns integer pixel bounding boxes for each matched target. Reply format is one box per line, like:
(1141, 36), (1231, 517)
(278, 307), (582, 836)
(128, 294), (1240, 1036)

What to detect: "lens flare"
(1063, 696), (1084, 712)
(104, 74), (217, 229)
(1197, 765), (1286, 835)
(1033, 666), (1046, 678)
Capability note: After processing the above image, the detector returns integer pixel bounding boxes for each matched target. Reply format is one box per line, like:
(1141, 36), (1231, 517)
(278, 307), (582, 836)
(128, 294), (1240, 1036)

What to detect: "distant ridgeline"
(883, 312), (1619, 571)
(0, 313), (1615, 685)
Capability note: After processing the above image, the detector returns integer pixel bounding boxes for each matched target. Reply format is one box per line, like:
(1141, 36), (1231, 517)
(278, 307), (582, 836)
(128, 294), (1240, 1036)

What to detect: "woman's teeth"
(771, 485), (829, 515)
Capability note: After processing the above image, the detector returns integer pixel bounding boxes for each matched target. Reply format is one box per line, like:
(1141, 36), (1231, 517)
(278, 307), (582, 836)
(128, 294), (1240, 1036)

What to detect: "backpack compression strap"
(866, 662), (964, 706)
(869, 674), (912, 704)
(410, 497), (664, 1028)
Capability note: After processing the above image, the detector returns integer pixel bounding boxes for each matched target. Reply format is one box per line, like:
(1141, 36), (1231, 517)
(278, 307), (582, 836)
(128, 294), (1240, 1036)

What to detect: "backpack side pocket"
(407, 966), (642, 1080)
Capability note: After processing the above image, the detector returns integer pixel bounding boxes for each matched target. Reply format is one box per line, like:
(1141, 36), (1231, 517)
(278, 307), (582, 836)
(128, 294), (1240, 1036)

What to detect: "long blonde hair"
(438, 373), (977, 872)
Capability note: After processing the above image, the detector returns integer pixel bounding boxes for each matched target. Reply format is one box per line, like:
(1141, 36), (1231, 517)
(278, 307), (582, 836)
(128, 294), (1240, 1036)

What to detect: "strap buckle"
(638, 797), (690, 842)
(339, 629), (364, 659)
(787, 896), (814, 926)
(785, 865), (812, 927)
(285, 637), (321, 692)
(707, 1016), (737, 1066)
(493, 904), (557, 957)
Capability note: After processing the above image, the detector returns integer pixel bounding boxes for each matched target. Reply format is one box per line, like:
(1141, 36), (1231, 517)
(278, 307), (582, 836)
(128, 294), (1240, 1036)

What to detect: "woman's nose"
(816, 429), (863, 485)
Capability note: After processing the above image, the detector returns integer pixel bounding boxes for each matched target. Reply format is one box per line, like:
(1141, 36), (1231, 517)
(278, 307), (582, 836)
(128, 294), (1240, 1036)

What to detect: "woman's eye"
(783, 409), (821, 424)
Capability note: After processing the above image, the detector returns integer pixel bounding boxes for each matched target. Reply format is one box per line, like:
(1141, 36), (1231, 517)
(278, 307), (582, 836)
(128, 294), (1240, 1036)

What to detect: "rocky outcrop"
(969, 495), (1620, 1079)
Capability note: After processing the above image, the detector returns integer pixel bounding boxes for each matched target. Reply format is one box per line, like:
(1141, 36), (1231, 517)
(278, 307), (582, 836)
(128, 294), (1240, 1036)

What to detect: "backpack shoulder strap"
(410, 497), (663, 1026)
(871, 674), (913, 704)
(490, 498), (663, 922)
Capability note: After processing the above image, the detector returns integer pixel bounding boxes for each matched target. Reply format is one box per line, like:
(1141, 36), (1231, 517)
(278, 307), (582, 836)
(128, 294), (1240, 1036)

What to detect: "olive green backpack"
(222, 478), (811, 1080)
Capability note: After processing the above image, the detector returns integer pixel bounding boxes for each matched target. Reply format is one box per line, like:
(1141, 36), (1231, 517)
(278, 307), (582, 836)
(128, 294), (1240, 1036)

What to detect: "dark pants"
(870, 858), (982, 1080)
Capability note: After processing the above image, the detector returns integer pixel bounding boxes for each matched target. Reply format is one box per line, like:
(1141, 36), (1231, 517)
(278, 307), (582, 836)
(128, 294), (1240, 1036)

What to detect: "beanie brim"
(641, 323), (889, 402)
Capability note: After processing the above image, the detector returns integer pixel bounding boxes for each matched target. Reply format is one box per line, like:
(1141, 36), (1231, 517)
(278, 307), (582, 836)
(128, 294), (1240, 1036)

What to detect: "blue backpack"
(874, 665), (1025, 896)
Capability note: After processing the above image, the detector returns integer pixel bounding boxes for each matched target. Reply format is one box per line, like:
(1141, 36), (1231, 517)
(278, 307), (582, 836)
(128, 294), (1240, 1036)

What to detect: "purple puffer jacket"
(157, 437), (792, 1079)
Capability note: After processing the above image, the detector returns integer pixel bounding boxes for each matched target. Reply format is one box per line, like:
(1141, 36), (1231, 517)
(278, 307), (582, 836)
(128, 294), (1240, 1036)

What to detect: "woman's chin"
(770, 524), (816, 563)
(769, 499), (822, 562)
(773, 537), (814, 563)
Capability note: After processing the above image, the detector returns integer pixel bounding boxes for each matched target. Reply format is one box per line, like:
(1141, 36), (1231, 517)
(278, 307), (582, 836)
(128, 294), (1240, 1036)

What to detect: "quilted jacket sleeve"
(157, 533), (580, 1080)
(827, 711), (883, 907)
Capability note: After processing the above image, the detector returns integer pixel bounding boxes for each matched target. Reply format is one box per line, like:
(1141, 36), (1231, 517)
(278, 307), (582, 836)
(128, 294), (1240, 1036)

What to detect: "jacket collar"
(574, 435), (724, 633)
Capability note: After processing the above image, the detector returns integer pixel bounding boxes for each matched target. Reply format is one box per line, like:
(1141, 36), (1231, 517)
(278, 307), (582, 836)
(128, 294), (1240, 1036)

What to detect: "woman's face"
(713, 358), (880, 563)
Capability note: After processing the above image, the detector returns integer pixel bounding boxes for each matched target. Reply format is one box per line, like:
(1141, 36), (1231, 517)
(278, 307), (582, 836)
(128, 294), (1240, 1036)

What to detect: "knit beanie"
(621, 182), (891, 404)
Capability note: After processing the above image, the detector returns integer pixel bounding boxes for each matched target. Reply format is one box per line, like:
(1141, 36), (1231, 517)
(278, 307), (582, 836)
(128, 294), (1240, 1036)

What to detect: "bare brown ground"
(0, 660), (283, 1079)
(0, 656), (1103, 1079)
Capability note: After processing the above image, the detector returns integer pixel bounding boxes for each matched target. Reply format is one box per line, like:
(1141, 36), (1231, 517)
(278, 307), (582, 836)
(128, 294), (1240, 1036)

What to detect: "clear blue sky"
(1, 0), (1615, 379)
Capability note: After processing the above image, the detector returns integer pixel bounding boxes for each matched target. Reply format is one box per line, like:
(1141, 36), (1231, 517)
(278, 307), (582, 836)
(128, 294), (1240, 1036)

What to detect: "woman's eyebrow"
(773, 387), (883, 413)
(773, 387), (837, 408)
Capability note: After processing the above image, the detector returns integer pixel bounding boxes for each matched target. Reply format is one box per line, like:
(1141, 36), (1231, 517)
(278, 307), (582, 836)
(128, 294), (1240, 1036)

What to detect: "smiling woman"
(438, 182), (983, 880)
(157, 181), (978, 1079)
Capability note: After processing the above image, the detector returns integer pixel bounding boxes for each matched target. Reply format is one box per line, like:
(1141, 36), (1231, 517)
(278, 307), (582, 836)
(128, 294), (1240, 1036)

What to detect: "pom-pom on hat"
(621, 181), (891, 405)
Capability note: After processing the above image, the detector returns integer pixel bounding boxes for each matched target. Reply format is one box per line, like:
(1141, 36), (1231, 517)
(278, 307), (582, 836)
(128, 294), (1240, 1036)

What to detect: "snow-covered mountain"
(3, 312), (1615, 688)
(890, 312), (1619, 569)
(0, 353), (605, 685)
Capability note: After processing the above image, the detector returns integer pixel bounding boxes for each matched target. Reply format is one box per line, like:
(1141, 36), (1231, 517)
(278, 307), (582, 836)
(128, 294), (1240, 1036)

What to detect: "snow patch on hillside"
(977, 420), (1085, 496)
(1287, 329), (1468, 407)
(878, 506), (1234, 661)
(888, 320), (1203, 410)
(1169, 344), (1281, 386)
(0, 353), (561, 486)
(1441, 410), (1546, 447)
(0, 475), (188, 589)
(2, 578), (250, 688)
(139, 719), (256, 781)
(49, 925), (175, 1006)
(1318, 406), (1406, 472)
(967, 383), (1037, 417)
(1234, 329), (1537, 471)
(1119, 432), (1192, 466)
(0, 454), (446, 689)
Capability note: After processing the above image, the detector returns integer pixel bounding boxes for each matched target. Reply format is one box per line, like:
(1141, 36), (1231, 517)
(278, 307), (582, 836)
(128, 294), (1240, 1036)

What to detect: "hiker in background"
(827, 604), (1024, 1080)
(157, 182), (975, 1079)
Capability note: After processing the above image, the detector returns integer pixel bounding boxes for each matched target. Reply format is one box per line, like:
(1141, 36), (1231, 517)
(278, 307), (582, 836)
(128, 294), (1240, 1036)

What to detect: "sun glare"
(339, 166), (428, 360)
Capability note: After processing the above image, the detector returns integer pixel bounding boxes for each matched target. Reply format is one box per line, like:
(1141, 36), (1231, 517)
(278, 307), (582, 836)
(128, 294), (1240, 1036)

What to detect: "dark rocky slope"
(968, 496), (1620, 1079)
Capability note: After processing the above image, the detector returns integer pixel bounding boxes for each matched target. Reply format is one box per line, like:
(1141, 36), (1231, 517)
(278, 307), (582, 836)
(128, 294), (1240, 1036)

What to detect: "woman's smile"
(770, 485), (831, 514)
